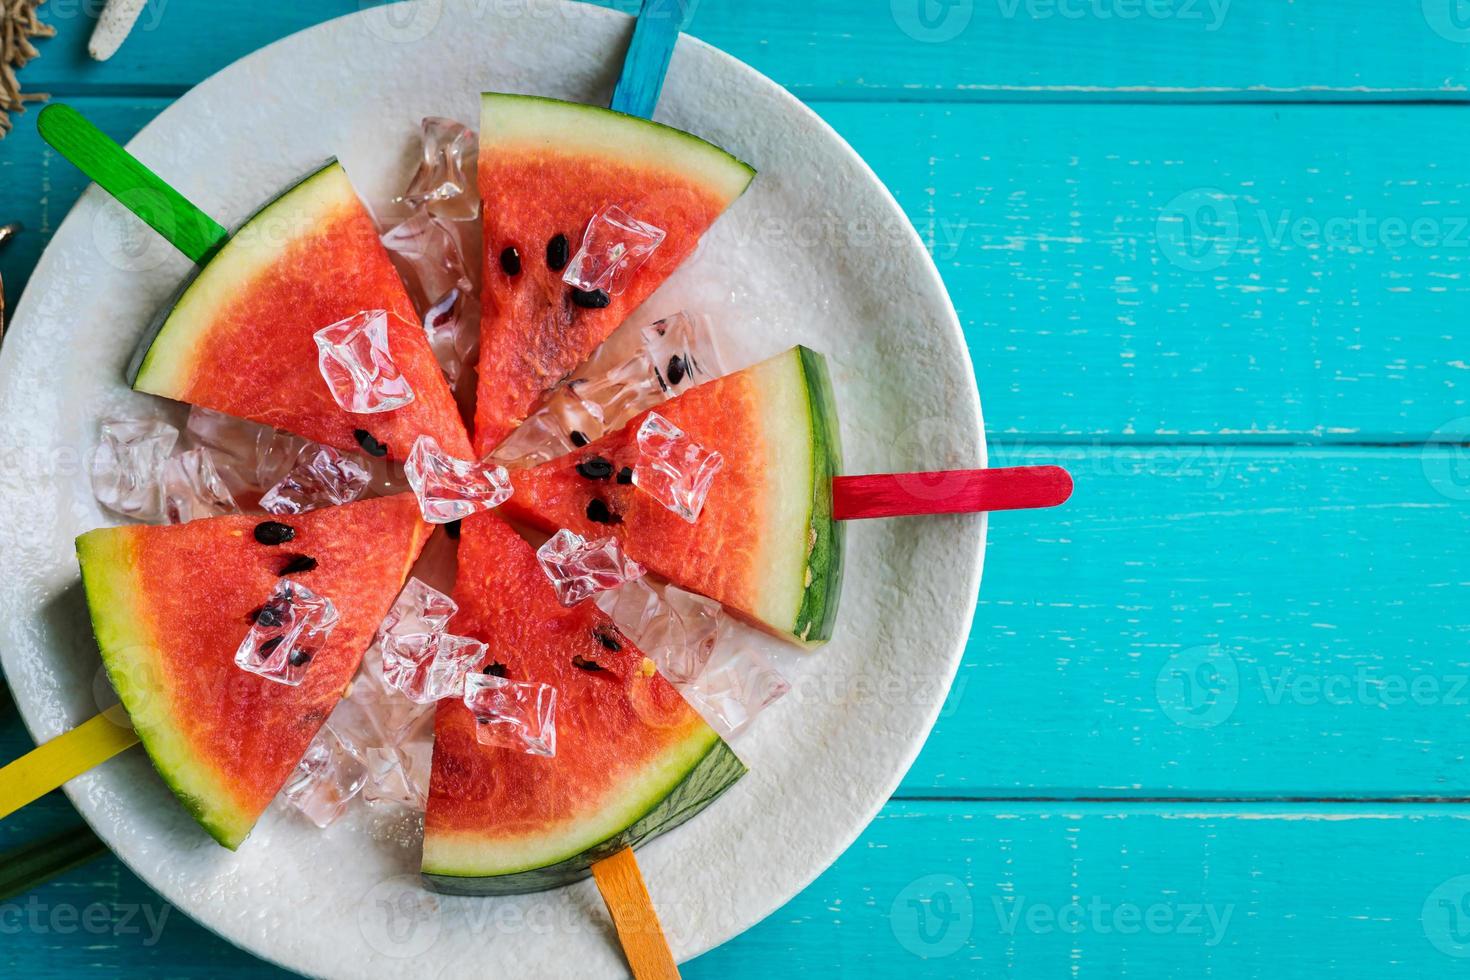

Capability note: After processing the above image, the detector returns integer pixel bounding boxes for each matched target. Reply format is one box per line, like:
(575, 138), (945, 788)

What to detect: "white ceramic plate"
(0, 2), (985, 975)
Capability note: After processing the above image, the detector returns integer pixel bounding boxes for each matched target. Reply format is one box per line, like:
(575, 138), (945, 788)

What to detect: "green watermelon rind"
(480, 92), (756, 203)
(76, 528), (255, 850)
(127, 159), (346, 390)
(792, 346), (845, 645)
(422, 735), (747, 896)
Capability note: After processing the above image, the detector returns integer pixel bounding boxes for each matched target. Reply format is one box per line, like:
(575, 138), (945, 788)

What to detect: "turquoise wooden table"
(5, 1), (1470, 975)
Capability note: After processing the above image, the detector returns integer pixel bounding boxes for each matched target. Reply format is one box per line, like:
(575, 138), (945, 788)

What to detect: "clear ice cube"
(361, 710), (435, 810)
(642, 586), (723, 685)
(380, 210), (473, 309)
(641, 312), (725, 398)
(381, 631), (486, 704)
(394, 117), (479, 222)
(282, 724), (368, 828)
(595, 576), (663, 639)
(404, 435), (512, 523)
(379, 577), (458, 638)
(632, 412), (724, 523)
(160, 448), (239, 524)
(259, 445), (371, 515)
(233, 580), (340, 687)
(90, 418), (178, 522)
(313, 310), (417, 414)
(562, 205), (666, 295)
(185, 407), (307, 497)
(684, 644), (790, 739)
(536, 529), (646, 607)
(463, 672), (558, 757)
(487, 410), (576, 467)
(422, 284), (480, 389)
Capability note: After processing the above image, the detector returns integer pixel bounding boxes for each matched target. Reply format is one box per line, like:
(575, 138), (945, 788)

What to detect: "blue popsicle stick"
(610, 0), (697, 119)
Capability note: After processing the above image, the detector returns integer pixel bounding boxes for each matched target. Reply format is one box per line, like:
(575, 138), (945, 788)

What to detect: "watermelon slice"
(421, 514), (745, 895)
(76, 495), (432, 848)
(501, 346), (844, 646)
(474, 93), (755, 454)
(130, 161), (473, 463)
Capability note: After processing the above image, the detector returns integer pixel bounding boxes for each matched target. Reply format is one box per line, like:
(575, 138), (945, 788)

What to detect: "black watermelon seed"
(250, 605), (284, 628)
(483, 662), (508, 677)
(499, 246), (522, 276)
(570, 288), (611, 309)
(586, 498), (620, 525)
(445, 519), (462, 540)
(280, 554), (318, 576)
(576, 455), (614, 481)
(572, 655), (605, 672)
(254, 521), (296, 546)
(258, 636), (284, 657)
(592, 625), (623, 652)
(288, 649), (313, 668)
(666, 355), (687, 387)
(616, 466), (634, 485)
(569, 430), (590, 447)
(546, 233), (569, 271)
(354, 429), (389, 458)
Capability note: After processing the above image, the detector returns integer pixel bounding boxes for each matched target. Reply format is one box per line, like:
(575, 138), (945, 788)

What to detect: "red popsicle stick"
(832, 466), (1073, 521)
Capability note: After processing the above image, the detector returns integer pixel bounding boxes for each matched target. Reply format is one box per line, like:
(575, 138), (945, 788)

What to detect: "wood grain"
(592, 848), (682, 980)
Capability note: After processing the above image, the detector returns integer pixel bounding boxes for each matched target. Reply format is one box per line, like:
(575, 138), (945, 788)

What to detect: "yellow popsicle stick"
(0, 709), (140, 821)
(591, 846), (681, 980)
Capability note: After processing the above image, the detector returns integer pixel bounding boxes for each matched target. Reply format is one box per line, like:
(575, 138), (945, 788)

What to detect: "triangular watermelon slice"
(422, 513), (744, 895)
(474, 93), (755, 453)
(76, 495), (432, 848)
(501, 346), (844, 646)
(130, 161), (474, 463)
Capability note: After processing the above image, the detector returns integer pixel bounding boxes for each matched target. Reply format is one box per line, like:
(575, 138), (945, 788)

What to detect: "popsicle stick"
(610, 0), (697, 118)
(36, 103), (229, 264)
(591, 847), (681, 980)
(0, 710), (139, 821)
(833, 465), (1074, 521)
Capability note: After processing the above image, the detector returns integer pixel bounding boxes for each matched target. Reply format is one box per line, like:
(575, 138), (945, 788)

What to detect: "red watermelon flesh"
(76, 495), (433, 848)
(131, 161), (473, 464)
(474, 93), (755, 454)
(421, 514), (743, 894)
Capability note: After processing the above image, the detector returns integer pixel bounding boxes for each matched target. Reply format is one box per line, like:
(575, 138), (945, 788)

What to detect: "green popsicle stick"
(36, 104), (229, 265)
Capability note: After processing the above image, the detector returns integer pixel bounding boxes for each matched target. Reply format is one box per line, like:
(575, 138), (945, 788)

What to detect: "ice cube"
(313, 310), (417, 414)
(684, 644), (790, 739)
(632, 412), (724, 523)
(404, 435), (512, 523)
(361, 710), (435, 810)
(642, 586), (723, 685)
(536, 529), (646, 607)
(379, 577), (458, 639)
(185, 407), (307, 496)
(381, 631), (486, 704)
(487, 410), (577, 467)
(641, 312), (725, 397)
(463, 672), (557, 757)
(259, 445), (372, 515)
(394, 117), (479, 222)
(562, 205), (666, 295)
(422, 284), (480, 389)
(282, 724), (368, 828)
(233, 580), (340, 687)
(90, 418), (178, 522)
(380, 210), (473, 309)
(160, 448), (239, 524)
(595, 577), (663, 639)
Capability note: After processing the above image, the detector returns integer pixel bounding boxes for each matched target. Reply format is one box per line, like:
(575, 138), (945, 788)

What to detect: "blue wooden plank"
(609, 0), (696, 118)
(12, 0), (1470, 99)
(9, 799), (1470, 976)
